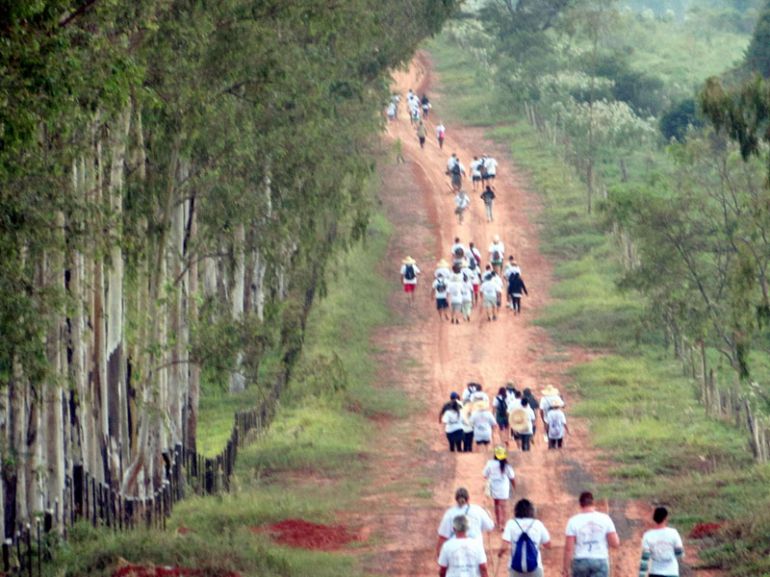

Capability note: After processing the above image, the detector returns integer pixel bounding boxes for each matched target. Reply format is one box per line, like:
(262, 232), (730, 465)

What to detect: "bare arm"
(563, 535), (576, 576)
(479, 562), (489, 577)
(607, 531), (620, 548)
(436, 536), (448, 558)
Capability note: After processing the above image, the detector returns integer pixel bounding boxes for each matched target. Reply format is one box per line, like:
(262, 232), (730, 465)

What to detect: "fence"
(1, 376), (285, 577)
(680, 340), (770, 463)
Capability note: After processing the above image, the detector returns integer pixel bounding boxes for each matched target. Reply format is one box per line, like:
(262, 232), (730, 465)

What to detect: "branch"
(59, 0), (100, 28)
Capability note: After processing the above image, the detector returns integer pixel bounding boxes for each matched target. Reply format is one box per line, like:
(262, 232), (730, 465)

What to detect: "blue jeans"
(571, 558), (609, 577)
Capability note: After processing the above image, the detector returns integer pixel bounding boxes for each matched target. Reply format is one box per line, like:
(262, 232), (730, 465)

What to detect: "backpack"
(492, 250), (501, 262)
(436, 279), (447, 293)
(453, 246), (465, 259)
(404, 264), (415, 281)
(479, 159), (488, 176)
(495, 396), (507, 421)
(468, 257), (477, 271)
(451, 162), (461, 176)
(510, 520), (539, 573)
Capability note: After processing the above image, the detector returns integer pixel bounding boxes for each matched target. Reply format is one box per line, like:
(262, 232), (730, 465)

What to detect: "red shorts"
(403, 283), (416, 293)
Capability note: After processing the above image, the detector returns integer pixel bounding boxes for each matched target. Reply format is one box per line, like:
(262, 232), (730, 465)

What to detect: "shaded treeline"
(0, 0), (456, 542)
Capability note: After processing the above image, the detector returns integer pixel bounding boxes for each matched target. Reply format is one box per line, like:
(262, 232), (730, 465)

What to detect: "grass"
(427, 20), (770, 576)
(48, 179), (397, 577)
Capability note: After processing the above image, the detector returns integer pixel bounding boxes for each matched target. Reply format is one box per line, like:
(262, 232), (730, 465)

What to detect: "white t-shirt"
(461, 281), (473, 302)
(546, 409), (567, 439)
(480, 280), (498, 302)
(437, 504), (495, 541)
(642, 527), (684, 576)
(447, 280), (464, 304)
(435, 266), (452, 279)
(489, 242), (505, 262)
(451, 243), (467, 259)
(502, 518), (551, 569)
(442, 409), (464, 434)
(471, 160), (482, 178)
(565, 511), (617, 560)
(504, 264), (522, 279)
(438, 537), (488, 577)
(484, 157), (498, 176)
(539, 395), (563, 414)
(470, 410), (496, 441)
(455, 193), (470, 210)
(400, 263), (420, 285)
(492, 275), (503, 294)
(436, 124), (446, 138)
(482, 460), (515, 500)
(447, 157), (465, 173)
(433, 278), (448, 300)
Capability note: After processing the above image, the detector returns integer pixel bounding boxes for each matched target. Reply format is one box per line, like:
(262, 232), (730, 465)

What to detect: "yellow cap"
(494, 446), (507, 460)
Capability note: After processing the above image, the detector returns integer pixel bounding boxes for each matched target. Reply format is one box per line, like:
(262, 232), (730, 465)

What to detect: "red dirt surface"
(253, 519), (358, 550)
(690, 522), (723, 539)
(112, 565), (239, 577)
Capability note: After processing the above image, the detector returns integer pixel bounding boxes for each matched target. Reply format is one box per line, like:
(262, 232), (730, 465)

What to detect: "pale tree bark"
(229, 223), (247, 393)
(185, 195), (200, 451)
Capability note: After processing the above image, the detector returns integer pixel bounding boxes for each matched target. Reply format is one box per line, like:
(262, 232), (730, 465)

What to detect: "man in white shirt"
(481, 154), (498, 182)
(447, 274), (464, 324)
(470, 156), (483, 191)
(436, 122), (446, 149)
(488, 235), (505, 275)
(480, 274), (499, 322)
(455, 189), (470, 224)
(447, 153), (465, 191)
(437, 487), (495, 556)
(400, 256), (420, 305)
(451, 237), (467, 265)
(639, 507), (684, 577)
(563, 492), (620, 577)
(438, 515), (489, 577)
(433, 273), (450, 321)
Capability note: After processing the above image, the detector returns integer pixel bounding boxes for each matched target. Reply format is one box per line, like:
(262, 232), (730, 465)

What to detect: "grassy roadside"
(49, 180), (398, 577)
(427, 32), (770, 576)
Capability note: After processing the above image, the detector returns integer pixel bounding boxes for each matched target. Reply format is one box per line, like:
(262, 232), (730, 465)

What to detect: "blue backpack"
(510, 520), (538, 573)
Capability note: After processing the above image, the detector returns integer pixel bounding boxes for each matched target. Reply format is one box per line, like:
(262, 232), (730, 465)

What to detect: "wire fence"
(1, 377), (284, 577)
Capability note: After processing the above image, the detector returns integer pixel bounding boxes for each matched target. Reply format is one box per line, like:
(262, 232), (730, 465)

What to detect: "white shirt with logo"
(438, 537), (488, 577)
(642, 527), (684, 576)
(502, 518), (551, 569)
(437, 504), (495, 542)
(565, 511), (617, 560)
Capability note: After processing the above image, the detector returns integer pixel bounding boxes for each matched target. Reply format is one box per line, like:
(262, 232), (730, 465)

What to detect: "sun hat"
(494, 446), (507, 460)
(471, 399), (489, 413)
(550, 398), (565, 409)
(403, 256), (416, 265)
(509, 408), (530, 434)
(493, 234), (500, 242)
(437, 259), (449, 268)
(541, 385), (560, 397)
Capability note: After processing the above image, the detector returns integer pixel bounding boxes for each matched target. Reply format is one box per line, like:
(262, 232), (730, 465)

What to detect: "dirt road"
(359, 53), (646, 577)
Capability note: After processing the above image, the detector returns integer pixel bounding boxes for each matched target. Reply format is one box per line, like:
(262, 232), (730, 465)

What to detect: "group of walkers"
(446, 152), (499, 224)
(439, 382), (570, 455)
(401, 236), (529, 319)
(437, 486), (685, 577)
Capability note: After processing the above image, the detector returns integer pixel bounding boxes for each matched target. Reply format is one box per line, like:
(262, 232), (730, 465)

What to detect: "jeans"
(571, 558), (609, 577)
(447, 430), (463, 452)
(548, 437), (563, 449)
(485, 201), (494, 221)
(520, 434), (532, 451)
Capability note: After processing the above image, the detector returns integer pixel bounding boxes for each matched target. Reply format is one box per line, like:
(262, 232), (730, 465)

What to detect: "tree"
(745, 0), (770, 78)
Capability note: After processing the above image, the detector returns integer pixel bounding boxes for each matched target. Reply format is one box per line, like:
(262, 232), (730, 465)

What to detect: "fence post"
(2, 539), (10, 574)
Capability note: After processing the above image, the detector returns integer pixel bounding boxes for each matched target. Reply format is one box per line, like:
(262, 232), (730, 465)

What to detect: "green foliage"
(660, 97), (704, 141)
(744, 0), (770, 77)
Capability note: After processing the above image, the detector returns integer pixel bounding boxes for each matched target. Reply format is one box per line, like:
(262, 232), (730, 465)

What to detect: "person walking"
(461, 272), (474, 322)
(639, 507), (685, 577)
(480, 184), (496, 223)
(438, 515), (490, 577)
(454, 189), (470, 225)
(437, 487), (495, 556)
(447, 273), (464, 325)
(518, 398), (536, 452)
(498, 499), (553, 577)
(491, 270), (503, 317)
(539, 385), (564, 431)
(433, 273), (450, 321)
(441, 396), (464, 452)
(489, 235), (505, 275)
(447, 153), (466, 192)
(436, 122), (446, 149)
(470, 398), (497, 451)
(400, 256), (420, 305)
(546, 398), (569, 449)
(421, 93), (432, 119)
(481, 154), (498, 182)
(507, 272), (529, 315)
(480, 273), (498, 322)
(563, 492), (620, 577)
(483, 446), (516, 529)
(493, 387), (510, 446)
(439, 392), (461, 423)
(416, 120), (427, 149)
(470, 156), (483, 192)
